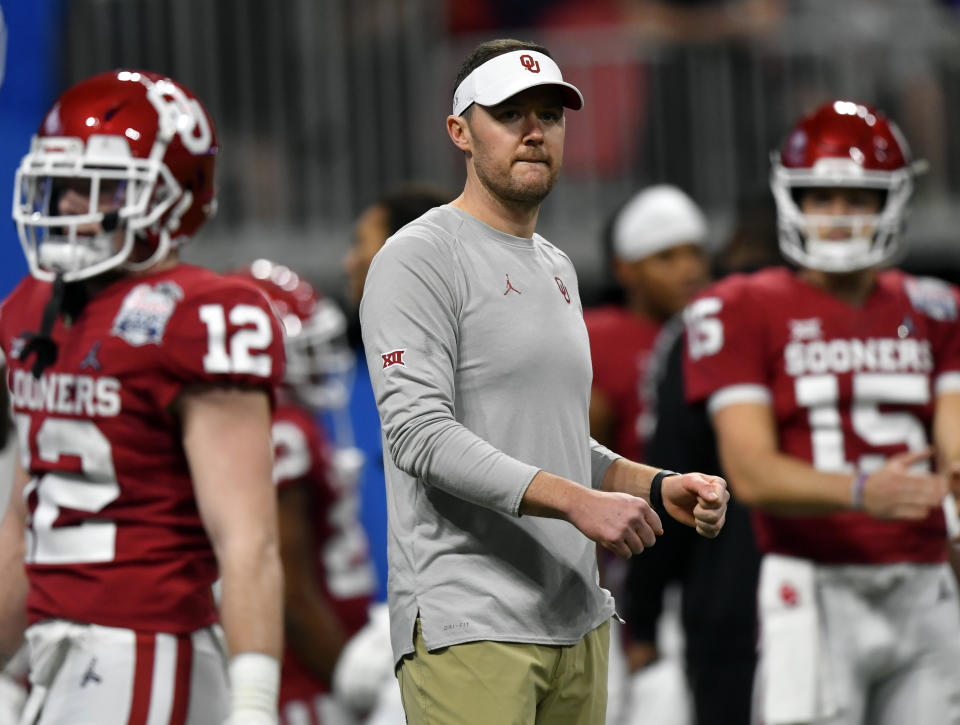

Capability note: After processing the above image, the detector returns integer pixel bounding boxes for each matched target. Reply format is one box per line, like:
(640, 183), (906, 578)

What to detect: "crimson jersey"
(0, 264), (285, 633)
(272, 401), (375, 703)
(583, 305), (661, 461)
(684, 267), (960, 564)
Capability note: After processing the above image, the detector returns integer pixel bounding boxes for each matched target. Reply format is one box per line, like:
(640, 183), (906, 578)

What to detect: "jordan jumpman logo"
(503, 274), (522, 295)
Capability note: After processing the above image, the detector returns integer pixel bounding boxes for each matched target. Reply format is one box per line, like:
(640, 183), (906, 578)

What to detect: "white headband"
(452, 50), (584, 116)
(613, 185), (708, 261)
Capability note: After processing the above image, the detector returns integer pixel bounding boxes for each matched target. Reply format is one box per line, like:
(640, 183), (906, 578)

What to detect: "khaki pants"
(398, 618), (609, 725)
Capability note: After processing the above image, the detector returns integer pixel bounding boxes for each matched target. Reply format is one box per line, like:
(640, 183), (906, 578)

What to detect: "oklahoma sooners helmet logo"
(146, 79), (213, 154)
(520, 55), (541, 73)
(381, 349), (405, 368)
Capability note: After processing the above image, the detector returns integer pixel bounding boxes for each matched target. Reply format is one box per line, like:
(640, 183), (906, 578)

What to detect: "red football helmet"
(12, 70), (218, 282)
(770, 100), (921, 273)
(234, 259), (354, 410)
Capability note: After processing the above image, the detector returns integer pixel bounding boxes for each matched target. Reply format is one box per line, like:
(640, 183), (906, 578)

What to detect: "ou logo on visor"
(520, 54), (541, 73)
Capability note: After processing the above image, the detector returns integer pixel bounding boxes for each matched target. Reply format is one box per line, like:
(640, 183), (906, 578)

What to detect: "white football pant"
(755, 556), (960, 725)
(19, 620), (229, 725)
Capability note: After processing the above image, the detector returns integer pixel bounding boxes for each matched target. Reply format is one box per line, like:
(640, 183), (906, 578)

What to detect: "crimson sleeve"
(153, 280), (286, 412)
(683, 275), (770, 407)
(929, 283), (960, 388)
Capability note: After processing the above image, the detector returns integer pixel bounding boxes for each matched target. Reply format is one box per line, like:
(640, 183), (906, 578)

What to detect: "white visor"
(613, 185), (707, 261)
(452, 50), (584, 116)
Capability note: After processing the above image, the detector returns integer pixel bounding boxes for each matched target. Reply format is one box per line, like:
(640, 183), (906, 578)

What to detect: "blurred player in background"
(0, 70), (285, 724)
(685, 99), (960, 725)
(234, 259), (396, 725)
(344, 186), (453, 319)
(624, 317), (761, 725)
(617, 199), (784, 725)
(583, 185), (710, 724)
(585, 184), (710, 463)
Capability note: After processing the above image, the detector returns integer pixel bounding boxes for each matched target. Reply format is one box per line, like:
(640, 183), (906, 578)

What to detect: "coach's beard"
(476, 157), (559, 206)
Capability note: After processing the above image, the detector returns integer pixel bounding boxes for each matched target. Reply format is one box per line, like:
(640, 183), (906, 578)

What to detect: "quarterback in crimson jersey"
(234, 260), (382, 725)
(685, 101), (960, 725)
(0, 71), (285, 724)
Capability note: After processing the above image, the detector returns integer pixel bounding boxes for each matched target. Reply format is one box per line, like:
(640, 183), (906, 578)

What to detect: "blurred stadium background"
(4, 0), (960, 305)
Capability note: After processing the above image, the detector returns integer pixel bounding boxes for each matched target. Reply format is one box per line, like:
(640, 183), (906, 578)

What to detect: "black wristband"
(649, 470), (678, 518)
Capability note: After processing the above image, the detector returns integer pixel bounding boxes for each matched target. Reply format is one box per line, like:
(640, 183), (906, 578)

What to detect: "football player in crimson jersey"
(0, 70), (286, 724)
(685, 100), (960, 725)
(231, 260), (385, 725)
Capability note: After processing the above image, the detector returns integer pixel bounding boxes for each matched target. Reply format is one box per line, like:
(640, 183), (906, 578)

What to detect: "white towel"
(758, 554), (837, 724)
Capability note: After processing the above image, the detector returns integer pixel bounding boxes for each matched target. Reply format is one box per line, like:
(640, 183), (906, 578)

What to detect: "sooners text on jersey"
(684, 267), (960, 564)
(0, 264), (285, 632)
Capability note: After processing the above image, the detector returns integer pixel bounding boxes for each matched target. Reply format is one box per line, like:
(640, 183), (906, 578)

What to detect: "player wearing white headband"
(360, 38), (729, 725)
(587, 184), (710, 461)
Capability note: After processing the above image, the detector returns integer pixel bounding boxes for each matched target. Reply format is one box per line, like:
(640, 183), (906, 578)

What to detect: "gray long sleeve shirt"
(360, 204), (618, 663)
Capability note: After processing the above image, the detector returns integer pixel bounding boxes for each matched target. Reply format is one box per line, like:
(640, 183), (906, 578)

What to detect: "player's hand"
(661, 472), (728, 538)
(863, 448), (947, 520)
(568, 489), (663, 559)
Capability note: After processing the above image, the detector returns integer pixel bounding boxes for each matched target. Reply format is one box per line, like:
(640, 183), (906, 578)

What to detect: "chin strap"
(18, 273), (88, 379)
(19, 274), (66, 379)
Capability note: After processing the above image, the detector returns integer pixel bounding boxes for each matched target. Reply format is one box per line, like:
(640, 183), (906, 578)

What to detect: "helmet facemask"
(13, 134), (185, 283)
(770, 156), (915, 273)
(13, 71), (216, 284)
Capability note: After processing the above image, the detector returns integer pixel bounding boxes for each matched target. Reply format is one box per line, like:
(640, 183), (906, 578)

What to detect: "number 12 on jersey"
(199, 303), (273, 376)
